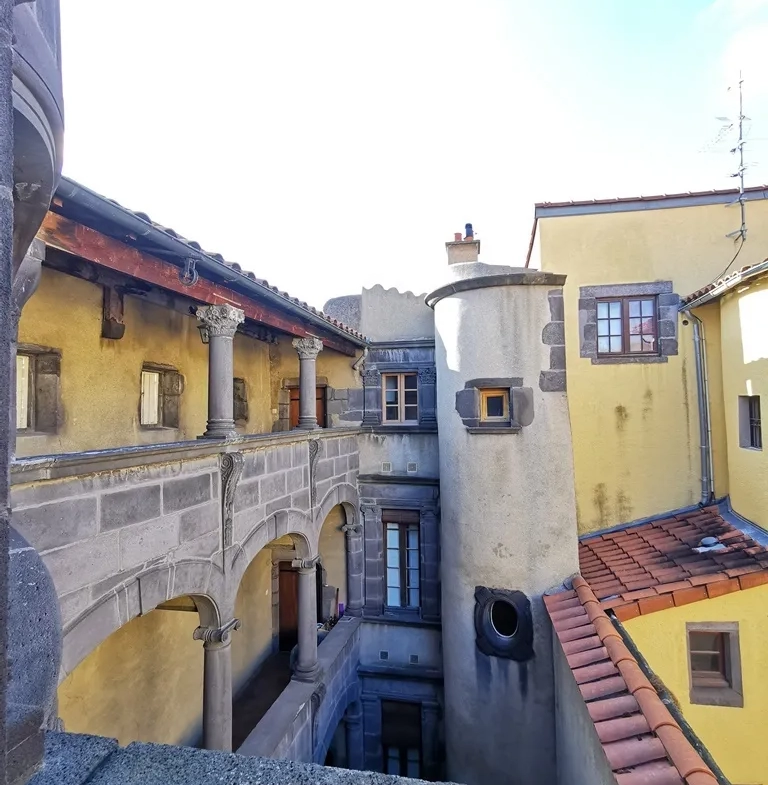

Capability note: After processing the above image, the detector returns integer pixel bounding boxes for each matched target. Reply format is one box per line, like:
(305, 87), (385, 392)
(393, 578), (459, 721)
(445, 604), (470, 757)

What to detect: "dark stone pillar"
(361, 368), (381, 425)
(421, 701), (442, 781)
(345, 700), (365, 771)
(292, 556), (320, 682)
(361, 505), (383, 616)
(342, 516), (364, 617)
(0, 6), (13, 780)
(419, 507), (440, 622)
(361, 694), (382, 773)
(292, 338), (323, 430)
(418, 367), (437, 425)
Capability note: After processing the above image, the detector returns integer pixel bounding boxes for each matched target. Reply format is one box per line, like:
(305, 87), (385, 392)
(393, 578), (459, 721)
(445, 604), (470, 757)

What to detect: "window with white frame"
(382, 373), (418, 423)
(384, 509), (420, 609)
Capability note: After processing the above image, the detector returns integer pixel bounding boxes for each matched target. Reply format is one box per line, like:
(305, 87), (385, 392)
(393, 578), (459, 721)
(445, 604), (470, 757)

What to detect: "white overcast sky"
(60, 0), (768, 309)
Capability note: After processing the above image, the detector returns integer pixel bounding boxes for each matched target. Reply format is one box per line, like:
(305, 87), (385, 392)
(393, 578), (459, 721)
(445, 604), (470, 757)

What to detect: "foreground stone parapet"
(31, 731), (452, 785)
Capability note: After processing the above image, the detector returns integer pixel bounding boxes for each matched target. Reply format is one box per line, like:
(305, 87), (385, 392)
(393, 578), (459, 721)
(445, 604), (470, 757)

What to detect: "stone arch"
(228, 508), (315, 594)
(313, 482), (360, 537)
(60, 558), (223, 681)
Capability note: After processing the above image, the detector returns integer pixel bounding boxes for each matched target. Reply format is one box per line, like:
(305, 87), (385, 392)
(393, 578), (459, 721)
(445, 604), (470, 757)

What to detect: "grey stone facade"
(578, 281), (680, 364)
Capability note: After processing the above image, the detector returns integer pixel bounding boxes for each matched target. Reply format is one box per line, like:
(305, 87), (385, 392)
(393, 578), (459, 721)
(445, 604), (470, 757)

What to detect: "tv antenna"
(725, 71), (747, 243)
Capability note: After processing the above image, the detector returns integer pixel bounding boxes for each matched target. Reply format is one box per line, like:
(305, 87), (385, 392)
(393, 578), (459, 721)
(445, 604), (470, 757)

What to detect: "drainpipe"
(682, 309), (714, 506)
(352, 346), (368, 372)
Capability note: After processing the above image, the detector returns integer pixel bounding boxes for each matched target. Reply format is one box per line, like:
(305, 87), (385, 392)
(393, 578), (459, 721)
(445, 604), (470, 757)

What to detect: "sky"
(60, 0), (768, 309)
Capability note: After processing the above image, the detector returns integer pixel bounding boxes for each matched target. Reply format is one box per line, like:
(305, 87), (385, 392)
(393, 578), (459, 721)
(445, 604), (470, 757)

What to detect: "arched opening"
(231, 532), (309, 750)
(57, 594), (213, 747)
(318, 504), (348, 621)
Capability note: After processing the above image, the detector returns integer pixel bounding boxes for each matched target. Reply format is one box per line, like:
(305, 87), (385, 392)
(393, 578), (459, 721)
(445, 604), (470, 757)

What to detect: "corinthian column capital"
(292, 336), (324, 360)
(196, 304), (245, 338)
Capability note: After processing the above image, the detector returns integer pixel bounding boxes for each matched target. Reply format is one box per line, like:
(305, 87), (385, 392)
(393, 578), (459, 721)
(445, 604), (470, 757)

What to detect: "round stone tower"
(426, 229), (579, 785)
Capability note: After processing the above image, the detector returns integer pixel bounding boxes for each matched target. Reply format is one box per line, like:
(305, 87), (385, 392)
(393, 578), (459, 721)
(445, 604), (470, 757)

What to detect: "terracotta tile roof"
(545, 578), (718, 785)
(681, 259), (768, 306)
(579, 507), (768, 621)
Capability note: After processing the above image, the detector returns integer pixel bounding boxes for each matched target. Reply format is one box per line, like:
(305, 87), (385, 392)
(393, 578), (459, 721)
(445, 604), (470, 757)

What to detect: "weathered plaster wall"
(623, 584), (768, 785)
(360, 285), (434, 342)
(232, 548), (274, 695)
(318, 504), (347, 611)
(536, 200), (768, 532)
(359, 622), (442, 670)
(718, 277), (768, 527)
(694, 303), (729, 500)
(357, 433), (439, 478)
(433, 270), (578, 785)
(16, 266), (272, 455)
(57, 605), (204, 747)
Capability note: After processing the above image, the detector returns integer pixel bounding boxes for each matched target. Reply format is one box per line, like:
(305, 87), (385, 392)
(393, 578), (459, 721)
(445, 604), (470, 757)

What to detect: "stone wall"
(10, 429), (361, 680)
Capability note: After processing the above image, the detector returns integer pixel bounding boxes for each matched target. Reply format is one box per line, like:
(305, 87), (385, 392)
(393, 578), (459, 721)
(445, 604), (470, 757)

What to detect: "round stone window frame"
(474, 586), (533, 661)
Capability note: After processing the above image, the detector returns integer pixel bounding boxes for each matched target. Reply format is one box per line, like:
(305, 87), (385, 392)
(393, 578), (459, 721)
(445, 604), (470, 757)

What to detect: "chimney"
(445, 222), (480, 265)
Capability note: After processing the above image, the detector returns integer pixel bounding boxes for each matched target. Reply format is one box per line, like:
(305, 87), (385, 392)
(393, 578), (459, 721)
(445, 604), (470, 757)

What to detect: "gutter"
(683, 258), (768, 309)
(609, 613), (730, 785)
(54, 178), (367, 348)
(681, 309), (714, 506)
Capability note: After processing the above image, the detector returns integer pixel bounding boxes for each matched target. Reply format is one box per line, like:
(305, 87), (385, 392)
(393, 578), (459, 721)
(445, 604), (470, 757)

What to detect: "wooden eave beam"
(37, 212), (358, 356)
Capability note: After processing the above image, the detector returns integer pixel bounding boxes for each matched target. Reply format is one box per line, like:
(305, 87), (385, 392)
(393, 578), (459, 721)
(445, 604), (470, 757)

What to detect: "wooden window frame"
(15, 353), (34, 432)
(596, 296), (659, 357)
(687, 622), (743, 708)
(480, 389), (510, 423)
(383, 510), (421, 610)
(140, 363), (183, 430)
(381, 700), (422, 778)
(15, 344), (61, 435)
(382, 372), (419, 424)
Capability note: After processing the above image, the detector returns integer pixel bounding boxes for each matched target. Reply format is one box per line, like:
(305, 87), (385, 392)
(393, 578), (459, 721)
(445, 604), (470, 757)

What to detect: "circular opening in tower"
(490, 599), (518, 638)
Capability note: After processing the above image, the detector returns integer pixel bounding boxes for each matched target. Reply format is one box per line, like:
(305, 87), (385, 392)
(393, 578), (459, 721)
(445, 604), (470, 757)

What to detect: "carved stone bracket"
(220, 451), (244, 550)
(292, 555), (321, 573)
(309, 438), (320, 507)
(418, 366), (437, 384)
(292, 336), (324, 360)
(341, 521), (363, 536)
(195, 304), (245, 338)
(193, 618), (241, 646)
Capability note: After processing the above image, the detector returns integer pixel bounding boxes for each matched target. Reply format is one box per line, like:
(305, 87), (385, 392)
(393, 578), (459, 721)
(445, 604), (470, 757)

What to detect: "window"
(687, 622), (742, 707)
(15, 346), (61, 434)
(383, 509), (420, 609)
(140, 365), (183, 428)
(382, 373), (418, 423)
(16, 354), (31, 430)
(233, 378), (249, 423)
(381, 701), (422, 778)
(739, 395), (762, 450)
(596, 298), (657, 356)
(480, 389), (510, 422)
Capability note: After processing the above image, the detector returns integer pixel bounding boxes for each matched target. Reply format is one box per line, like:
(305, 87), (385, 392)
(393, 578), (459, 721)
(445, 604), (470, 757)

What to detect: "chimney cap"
(465, 223), (474, 239)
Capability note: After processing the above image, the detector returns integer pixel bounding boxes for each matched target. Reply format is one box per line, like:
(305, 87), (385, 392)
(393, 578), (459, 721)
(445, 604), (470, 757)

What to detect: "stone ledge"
(32, 732), (452, 785)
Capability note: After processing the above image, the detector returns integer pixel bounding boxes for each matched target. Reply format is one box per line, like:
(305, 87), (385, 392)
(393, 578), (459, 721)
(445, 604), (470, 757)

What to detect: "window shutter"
(161, 371), (184, 428)
(233, 378), (249, 423)
(15, 355), (30, 430)
(34, 352), (61, 432)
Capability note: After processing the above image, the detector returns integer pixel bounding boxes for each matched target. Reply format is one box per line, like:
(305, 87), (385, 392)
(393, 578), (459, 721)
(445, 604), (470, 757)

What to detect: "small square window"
(16, 354), (31, 431)
(687, 622), (742, 707)
(596, 297), (658, 356)
(15, 347), (62, 435)
(140, 365), (183, 429)
(480, 389), (510, 422)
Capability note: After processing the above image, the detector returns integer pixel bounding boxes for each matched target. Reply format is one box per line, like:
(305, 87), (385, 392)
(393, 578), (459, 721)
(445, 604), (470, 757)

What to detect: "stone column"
(421, 701), (442, 781)
(292, 337), (323, 429)
(292, 555), (320, 681)
(196, 304), (245, 439)
(193, 618), (241, 751)
(418, 366), (437, 425)
(419, 507), (440, 622)
(361, 368), (381, 425)
(341, 517), (364, 617)
(361, 504), (383, 616)
(345, 700), (365, 770)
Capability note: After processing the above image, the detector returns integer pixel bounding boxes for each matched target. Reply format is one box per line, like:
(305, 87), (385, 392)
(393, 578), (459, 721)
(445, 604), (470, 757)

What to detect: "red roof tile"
(579, 508), (768, 617)
(545, 579), (718, 785)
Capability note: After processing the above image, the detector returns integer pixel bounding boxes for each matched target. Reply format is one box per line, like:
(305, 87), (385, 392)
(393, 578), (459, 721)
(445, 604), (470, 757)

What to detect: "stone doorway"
(278, 562), (299, 651)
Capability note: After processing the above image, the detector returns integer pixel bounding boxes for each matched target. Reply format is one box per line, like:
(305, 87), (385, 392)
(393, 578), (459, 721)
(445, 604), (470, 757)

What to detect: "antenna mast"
(727, 71), (747, 241)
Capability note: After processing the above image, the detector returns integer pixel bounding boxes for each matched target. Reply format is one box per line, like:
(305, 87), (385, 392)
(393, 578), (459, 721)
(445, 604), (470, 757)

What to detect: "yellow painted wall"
(624, 585), (768, 784)
(318, 504), (347, 611)
(538, 199), (768, 533)
(718, 276), (768, 528)
(58, 604), (203, 746)
(16, 266), (273, 455)
(232, 547), (274, 694)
